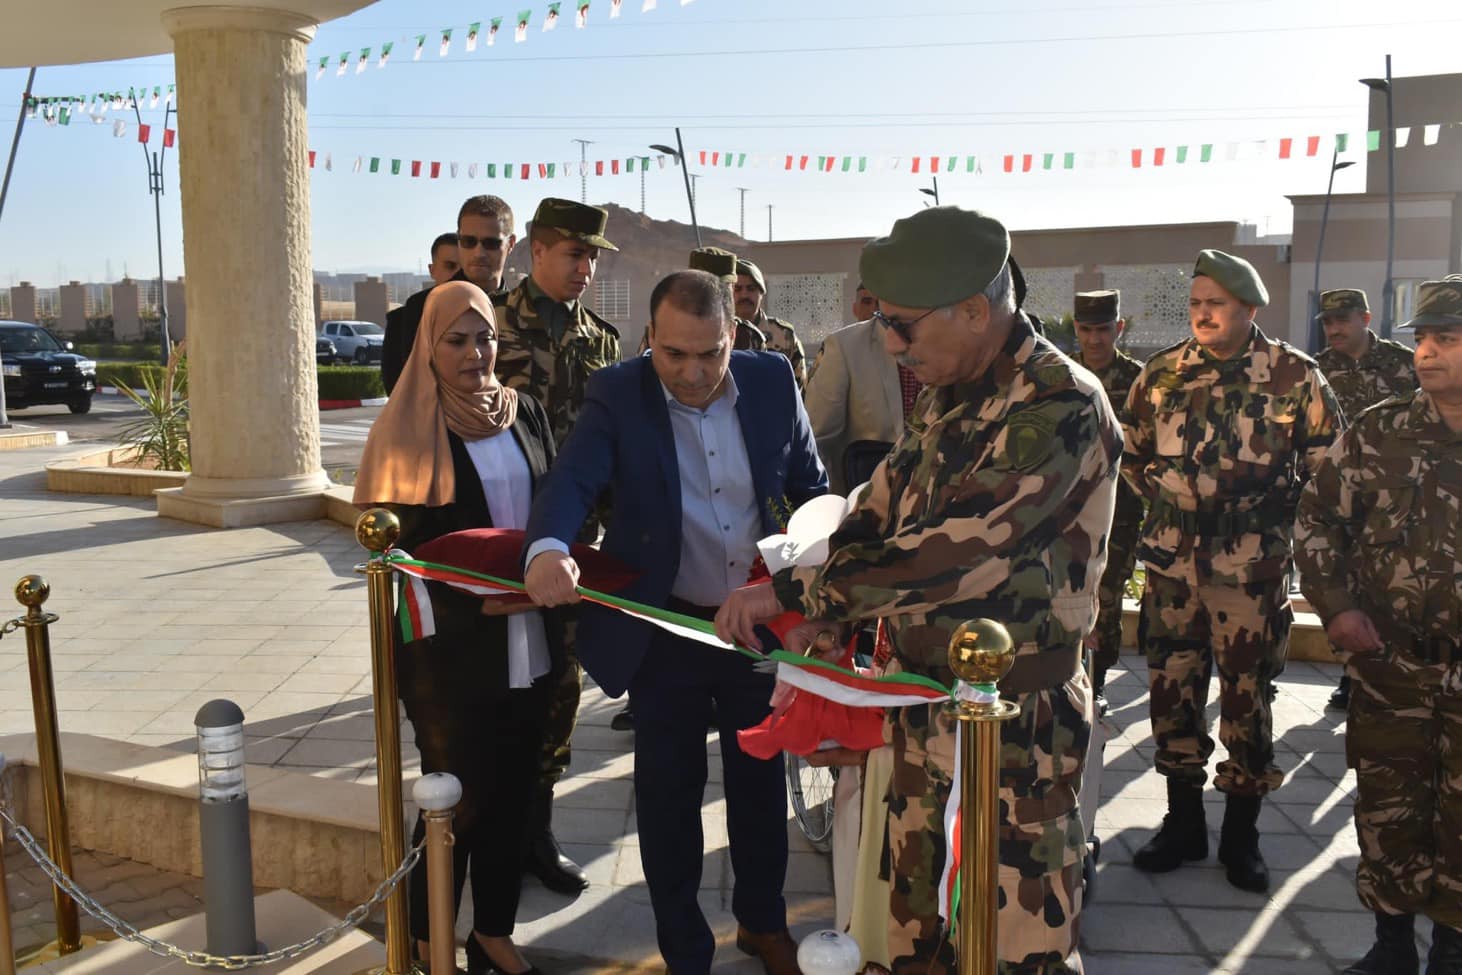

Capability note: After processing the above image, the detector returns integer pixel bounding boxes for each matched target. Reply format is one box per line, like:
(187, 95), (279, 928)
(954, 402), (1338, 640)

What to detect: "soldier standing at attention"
(493, 198), (622, 895)
(735, 258), (808, 390)
(716, 206), (1122, 975)
(1072, 289), (1145, 716)
(1298, 273), (1462, 975)
(1123, 250), (1343, 892)
(1311, 287), (1419, 711)
(1295, 276), (1462, 975)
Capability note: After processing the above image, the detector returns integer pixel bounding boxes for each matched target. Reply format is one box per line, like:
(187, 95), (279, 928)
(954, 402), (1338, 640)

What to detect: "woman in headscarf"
(354, 280), (558, 975)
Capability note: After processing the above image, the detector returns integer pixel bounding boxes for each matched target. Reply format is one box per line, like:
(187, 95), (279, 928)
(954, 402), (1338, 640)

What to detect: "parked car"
(0, 320), (97, 414)
(320, 320), (384, 364)
(316, 336), (340, 366)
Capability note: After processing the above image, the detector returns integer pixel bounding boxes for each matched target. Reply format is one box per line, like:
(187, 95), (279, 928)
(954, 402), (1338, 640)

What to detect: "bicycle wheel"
(785, 751), (838, 852)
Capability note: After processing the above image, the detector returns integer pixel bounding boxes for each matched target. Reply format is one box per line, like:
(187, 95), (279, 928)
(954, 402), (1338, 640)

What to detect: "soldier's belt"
(1151, 499), (1288, 537)
(1001, 644), (1082, 695)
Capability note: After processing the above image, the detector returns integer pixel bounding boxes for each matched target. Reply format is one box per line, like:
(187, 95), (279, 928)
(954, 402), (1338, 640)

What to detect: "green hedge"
(74, 342), (163, 361)
(97, 363), (165, 390)
(317, 366), (385, 401)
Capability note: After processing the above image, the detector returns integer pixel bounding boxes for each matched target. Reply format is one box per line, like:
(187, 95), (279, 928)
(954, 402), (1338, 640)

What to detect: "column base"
(156, 470), (332, 528)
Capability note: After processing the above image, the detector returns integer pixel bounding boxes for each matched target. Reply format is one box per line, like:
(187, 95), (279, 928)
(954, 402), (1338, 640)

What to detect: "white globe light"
(797, 929), (861, 975)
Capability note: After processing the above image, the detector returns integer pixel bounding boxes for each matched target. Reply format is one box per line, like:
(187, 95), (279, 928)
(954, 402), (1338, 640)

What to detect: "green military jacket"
(750, 310), (807, 390)
(1121, 324), (1342, 585)
(1079, 348), (1146, 532)
(492, 276), (621, 448)
(1295, 390), (1461, 644)
(772, 316), (1122, 690)
(1316, 331), (1417, 423)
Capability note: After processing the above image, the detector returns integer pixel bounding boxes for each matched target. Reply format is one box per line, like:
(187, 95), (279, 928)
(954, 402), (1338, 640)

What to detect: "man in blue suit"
(524, 269), (827, 975)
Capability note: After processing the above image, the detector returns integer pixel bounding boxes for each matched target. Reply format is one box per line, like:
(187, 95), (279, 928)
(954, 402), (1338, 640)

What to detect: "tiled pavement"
(0, 443), (1389, 972)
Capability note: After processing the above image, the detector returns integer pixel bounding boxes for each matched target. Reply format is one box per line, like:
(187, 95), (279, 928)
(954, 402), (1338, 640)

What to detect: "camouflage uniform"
(1122, 325), (1342, 795)
(1076, 347), (1145, 677)
(1316, 331), (1417, 423)
(492, 274), (620, 788)
(1295, 388), (1462, 927)
(773, 315), (1122, 974)
(749, 310), (808, 390)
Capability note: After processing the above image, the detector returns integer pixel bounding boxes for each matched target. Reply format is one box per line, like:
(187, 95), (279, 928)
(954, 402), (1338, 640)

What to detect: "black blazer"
(386, 392), (564, 695)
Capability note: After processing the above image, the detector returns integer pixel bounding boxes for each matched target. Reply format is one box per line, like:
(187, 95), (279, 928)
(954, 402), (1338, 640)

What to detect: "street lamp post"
(1308, 154), (1357, 353)
(1361, 56), (1396, 338)
(919, 177), (940, 206)
(651, 127), (701, 246)
(132, 95), (175, 366)
(0, 66), (38, 429)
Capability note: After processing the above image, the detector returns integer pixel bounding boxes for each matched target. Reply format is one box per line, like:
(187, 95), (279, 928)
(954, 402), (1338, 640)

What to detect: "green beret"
(1399, 276), (1462, 330)
(690, 247), (738, 282)
(736, 259), (767, 293)
(860, 206), (1010, 309)
(1074, 290), (1121, 324)
(1192, 249), (1268, 307)
(531, 197), (619, 252)
(1315, 288), (1369, 320)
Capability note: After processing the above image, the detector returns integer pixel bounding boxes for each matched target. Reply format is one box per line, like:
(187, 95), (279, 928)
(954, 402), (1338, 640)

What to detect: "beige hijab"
(353, 281), (518, 507)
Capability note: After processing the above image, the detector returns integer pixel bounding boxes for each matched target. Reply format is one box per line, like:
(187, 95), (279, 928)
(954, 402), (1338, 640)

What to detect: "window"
(596, 279), (631, 321)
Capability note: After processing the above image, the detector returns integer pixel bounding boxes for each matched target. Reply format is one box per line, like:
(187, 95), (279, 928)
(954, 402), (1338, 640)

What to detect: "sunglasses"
(872, 306), (944, 344)
(458, 235), (505, 252)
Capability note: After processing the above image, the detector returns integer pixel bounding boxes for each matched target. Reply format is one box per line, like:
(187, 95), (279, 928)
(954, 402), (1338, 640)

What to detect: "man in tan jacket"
(804, 283), (917, 494)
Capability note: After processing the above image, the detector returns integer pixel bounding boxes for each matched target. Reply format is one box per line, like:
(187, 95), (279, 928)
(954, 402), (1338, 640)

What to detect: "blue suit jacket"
(524, 350), (828, 697)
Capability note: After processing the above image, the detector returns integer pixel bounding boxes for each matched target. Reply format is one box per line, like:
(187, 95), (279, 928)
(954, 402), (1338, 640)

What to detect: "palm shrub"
(116, 343), (190, 471)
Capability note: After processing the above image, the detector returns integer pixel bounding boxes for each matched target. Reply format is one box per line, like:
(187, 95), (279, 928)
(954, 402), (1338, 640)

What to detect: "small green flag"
(1336, 133), (1349, 152)
(506, 163), (514, 179)
(1367, 130), (1381, 151)
(58, 107), (69, 125)
(858, 157), (867, 172)
(390, 159), (401, 175)
(1063, 152), (1075, 169)
(1176, 146), (1188, 163)
(1200, 144), (1213, 162)
(817, 156), (826, 170)
(966, 156), (976, 172)
(369, 157), (380, 173)
(841, 157), (851, 172)
(1042, 153), (1053, 170)
(487, 163), (497, 178)
(737, 153), (746, 167)
(946, 156), (956, 172)
(547, 163), (556, 178)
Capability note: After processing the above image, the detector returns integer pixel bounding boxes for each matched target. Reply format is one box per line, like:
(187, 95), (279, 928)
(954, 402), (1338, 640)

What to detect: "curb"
(321, 396), (387, 410)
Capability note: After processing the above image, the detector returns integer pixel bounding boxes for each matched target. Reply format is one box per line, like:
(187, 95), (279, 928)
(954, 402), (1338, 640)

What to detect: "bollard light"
(797, 930), (861, 975)
(413, 773), (464, 975)
(194, 699), (258, 958)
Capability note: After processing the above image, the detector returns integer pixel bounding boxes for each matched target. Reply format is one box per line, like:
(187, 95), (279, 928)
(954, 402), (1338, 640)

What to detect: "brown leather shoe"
(735, 926), (802, 975)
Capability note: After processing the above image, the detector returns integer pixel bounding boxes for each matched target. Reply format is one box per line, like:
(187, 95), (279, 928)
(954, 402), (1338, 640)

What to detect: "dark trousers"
(628, 620), (788, 975)
(402, 677), (550, 940)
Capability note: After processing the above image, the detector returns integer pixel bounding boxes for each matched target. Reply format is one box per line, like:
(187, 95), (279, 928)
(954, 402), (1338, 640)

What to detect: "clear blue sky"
(1, 0), (1458, 286)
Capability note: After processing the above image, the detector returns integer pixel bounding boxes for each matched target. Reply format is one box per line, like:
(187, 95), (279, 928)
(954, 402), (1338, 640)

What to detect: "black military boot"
(524, 785), (588, 895)
(1091, 664), (1110, 718)
(1330, 674), (1352, 710)
(1428, 921), (1462, 975)
(1341, 912), (1418, 974)
(1133, 779), (1207, 872)
(1217, 793), (1269, 892)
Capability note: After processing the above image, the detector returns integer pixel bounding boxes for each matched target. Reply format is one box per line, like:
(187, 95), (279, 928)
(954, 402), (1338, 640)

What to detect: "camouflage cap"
(1399, 275), (1462, 330)
(531, 197), (619, 252)
(689, 247), (738, 282)
(1192, 249), (1268, 307)
(1315, 288), (1369, 321)
(1074, 289), (1121, 324)
(736, 259), (767, 293)
(859, 206), (1011, 309)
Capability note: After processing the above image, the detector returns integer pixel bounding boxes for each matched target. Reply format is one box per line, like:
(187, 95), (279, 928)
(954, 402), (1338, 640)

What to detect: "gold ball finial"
(947, 619), (1015, 685)
(355, 509), (402, 553)
(15, 575), (50, 609)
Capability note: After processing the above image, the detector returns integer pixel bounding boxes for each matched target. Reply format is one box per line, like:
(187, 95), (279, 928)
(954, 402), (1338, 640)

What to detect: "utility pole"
(133, 91), (174, 365)
(571, 138), (593, 204)
(736, 187), (748, 238)
(0, 65), (37, 428)
(766, 204), (774, 242)
(639, 163), (646, 214)
(688, 173), (699, 209)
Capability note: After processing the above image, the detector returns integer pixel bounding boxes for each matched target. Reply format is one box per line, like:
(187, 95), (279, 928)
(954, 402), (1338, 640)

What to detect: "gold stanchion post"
(946, 620), (1020, 975)
(355, 511), (416, 975)
(412, 774), (462, 975)
(14, 576), (80, 955)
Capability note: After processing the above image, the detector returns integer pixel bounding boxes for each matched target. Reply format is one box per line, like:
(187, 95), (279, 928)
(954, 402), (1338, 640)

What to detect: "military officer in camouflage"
(1295, 276), (1462, 975)
(1073, 289), (1145, 716)
(716, 206), (1122, 975)
(1312, 287), (1419, 711)
(494, 197), (622, 895)
(735, 258), (808, 390)
(1122, 250), (1343, 892)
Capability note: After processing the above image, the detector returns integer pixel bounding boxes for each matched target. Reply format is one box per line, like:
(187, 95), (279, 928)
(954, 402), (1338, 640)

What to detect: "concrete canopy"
(0, 0), (375, 67)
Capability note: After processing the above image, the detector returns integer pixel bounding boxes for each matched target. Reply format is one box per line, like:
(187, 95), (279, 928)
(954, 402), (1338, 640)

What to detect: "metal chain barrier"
(0, 618), (23, 639)
(0, 802), (424, 970)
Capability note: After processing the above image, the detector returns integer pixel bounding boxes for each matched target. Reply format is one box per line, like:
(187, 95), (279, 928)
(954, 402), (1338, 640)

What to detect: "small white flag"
(466, 23), (480, 52)
(643, 0), (656, 10)
(450, 161), (459, 178)
(356, 49), (369, 74)
(324, 153), (333, 171)
(336, 53), (348, 77)
(611, 0), (623, 16)
(515, 17), (529, 42)
(544, 5), (560, 31)
(469, 162), (478, 179)
(165, 85), (175, 107)
(353, 156), (363, 173)
(112, 119), (126, 137)
(440, 30), (452, 56)
(150, 89), (159, 108)
(1424, 123), (1441, 146)
(1395, 126), (1412, 148)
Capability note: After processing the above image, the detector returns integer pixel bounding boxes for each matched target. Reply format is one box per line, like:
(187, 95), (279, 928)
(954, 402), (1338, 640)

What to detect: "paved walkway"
(0, 442), (1384, 972)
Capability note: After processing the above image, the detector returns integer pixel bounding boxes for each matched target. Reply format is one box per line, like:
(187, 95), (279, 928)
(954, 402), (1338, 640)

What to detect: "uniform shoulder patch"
(1004, 410), (1059, 470)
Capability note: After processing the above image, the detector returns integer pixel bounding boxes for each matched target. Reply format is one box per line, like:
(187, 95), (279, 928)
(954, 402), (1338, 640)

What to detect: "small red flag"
(1003, 155), (1014, 173)
(1306, 136), (1321, 157)
(162, 128), (175, 148)
(137, 123), (151, 144)
(521, 163), (530, 180)
(410, 160), (421, 177)
(798, 155), (809, 170)
(784, 155), (793, 170)
(595, 160), (604, 175)
(308, 149), (316, 168)
(1021, 154), (1032, 172)
(538, 163), (547, 178)
(1279, 138), (1293, 159)
(911, 157), (921, 173)
(611, 159), (620, 174)
(929, 156), (940, 173)
(1153, 147), (1166, 167)
(825, 156), (835, 172)
(698, 150), (707, 165)
(711, 151), (719, 166)
(430, 161), (441, 179)
(1131, 149), (1142, 168)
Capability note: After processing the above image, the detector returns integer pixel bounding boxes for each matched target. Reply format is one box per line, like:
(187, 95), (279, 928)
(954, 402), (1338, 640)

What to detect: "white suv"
(320, 320), (384, 364)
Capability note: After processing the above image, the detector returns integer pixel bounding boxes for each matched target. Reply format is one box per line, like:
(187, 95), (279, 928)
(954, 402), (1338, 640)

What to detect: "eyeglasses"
(458, 235), (505, 251)
(872, 306), (943, 344)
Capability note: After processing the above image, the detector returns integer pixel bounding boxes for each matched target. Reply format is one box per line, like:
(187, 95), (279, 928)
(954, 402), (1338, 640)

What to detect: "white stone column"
(156, 5), (329, 528)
